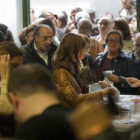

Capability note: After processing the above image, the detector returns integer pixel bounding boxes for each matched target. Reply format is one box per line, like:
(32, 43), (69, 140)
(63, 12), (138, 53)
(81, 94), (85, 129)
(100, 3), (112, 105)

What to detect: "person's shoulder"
(119, 51), (134, 62)
(16, 105), (75, 140)
(44, 104), (72, 116)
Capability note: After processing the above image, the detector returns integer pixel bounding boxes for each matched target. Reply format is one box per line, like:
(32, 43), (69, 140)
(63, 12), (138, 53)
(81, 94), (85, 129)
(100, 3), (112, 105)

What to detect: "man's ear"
(9, 92), (20, 109)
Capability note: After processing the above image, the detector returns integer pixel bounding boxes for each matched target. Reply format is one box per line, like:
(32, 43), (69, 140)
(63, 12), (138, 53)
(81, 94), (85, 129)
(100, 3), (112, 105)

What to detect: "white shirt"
(34, 42), (49, 65)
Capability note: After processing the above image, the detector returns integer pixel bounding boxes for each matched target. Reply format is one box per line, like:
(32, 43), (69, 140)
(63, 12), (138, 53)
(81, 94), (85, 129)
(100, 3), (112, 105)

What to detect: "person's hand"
(98, 80), (108, 89)
(131, 98), (140, 103)
(0, 54), (10, 80)
(126, 77), (140, 87)
(102, 87), (116, 95)
(107, 74), (120, 83)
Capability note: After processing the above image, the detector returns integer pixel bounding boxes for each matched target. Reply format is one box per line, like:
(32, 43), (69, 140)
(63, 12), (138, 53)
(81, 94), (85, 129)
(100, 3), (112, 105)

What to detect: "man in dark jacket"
(23, 24), (57, 71)
(8, 64), (76, 140)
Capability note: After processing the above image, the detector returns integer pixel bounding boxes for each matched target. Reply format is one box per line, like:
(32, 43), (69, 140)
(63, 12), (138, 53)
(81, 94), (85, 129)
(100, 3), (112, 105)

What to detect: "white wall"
(31, 0), (121, 20)
(91, 0), (121, 19)
(0, 0), (23, 45)
(31, 0), (93, 21)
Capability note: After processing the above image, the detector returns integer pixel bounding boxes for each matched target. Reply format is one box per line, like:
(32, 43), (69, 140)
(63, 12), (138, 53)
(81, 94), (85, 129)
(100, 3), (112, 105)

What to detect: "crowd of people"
(0, 0), (139, 139)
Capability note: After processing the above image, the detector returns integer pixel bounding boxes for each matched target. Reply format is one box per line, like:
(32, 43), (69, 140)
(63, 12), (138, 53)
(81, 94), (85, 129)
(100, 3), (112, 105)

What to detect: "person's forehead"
(39, 27), (52, 35)
(100, 18), (111, 23)
(71, 11), (77, 16)
(108, 33), (120, 39)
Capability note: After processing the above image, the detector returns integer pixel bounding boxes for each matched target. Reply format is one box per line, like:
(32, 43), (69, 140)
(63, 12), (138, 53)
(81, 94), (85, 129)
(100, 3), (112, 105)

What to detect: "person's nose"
(46, 39), (52, 44)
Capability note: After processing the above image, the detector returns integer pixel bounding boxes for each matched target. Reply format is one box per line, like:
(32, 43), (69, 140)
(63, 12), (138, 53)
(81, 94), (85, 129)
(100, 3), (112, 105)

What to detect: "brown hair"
(25, 24), (37, 36)
(53, 33), (87, 75)
(114, 18), (132, 40)
(0, 41), (22, 58)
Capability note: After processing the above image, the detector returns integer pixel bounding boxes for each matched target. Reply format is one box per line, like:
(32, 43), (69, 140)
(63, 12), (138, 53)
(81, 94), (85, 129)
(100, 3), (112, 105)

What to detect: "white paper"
(89, 83), (103, 93)
(104, 70), (114, 86)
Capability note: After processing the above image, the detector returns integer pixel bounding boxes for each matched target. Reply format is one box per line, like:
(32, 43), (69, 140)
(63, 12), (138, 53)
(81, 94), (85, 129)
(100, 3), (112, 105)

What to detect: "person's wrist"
(101, 89), (106, 95)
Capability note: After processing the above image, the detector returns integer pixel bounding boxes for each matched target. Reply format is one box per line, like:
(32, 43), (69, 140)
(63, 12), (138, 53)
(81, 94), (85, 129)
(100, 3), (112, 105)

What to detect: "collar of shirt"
(34, 42), (49, 65)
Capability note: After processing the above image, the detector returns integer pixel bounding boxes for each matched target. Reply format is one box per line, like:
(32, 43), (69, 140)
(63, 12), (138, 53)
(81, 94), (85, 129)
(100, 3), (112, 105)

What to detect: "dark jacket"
(81, 54), (104, 85)
(128, 51), (140, 94)
(128, 51), (140, 79)
(96, 51), (136, 95)
(23, 40), (57, 71)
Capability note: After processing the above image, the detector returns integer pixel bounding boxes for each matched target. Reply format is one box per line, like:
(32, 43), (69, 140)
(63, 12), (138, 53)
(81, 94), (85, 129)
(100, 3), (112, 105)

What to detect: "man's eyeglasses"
(37, 35), (53, 41)
(107, 39), (120, 44)
(78, 26), (91, 32)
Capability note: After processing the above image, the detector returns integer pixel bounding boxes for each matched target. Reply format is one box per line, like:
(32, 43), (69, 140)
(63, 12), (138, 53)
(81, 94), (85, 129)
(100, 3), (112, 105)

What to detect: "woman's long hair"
(53, 33), (87, 75)
(114, 17), (132, 41)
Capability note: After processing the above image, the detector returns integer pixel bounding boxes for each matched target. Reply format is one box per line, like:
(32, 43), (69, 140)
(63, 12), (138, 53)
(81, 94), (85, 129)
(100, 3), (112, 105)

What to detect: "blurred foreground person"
(8, 64), (76, 140)
(68, 101), (121, 140)
(0, 42), (23, 138)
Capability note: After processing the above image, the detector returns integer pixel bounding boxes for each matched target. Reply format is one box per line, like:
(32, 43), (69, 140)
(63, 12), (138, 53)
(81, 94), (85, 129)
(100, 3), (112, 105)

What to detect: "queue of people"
(0, 0), (139, 139)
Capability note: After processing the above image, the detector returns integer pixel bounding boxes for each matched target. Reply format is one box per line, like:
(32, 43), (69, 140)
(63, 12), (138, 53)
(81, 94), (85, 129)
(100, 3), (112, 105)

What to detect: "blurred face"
(57, 19), (62, 28)
(25, 31), (34, 44)
(35, 27), (53, 52)
(135, 36), (140, 53)
(70, 11), (77, 22)
(10, 56), (23, 72)
(98, 18), (113, 35)
(107, 33), (121, 54)
(78, 43), (90, 60)
(78, 21), (91, 36)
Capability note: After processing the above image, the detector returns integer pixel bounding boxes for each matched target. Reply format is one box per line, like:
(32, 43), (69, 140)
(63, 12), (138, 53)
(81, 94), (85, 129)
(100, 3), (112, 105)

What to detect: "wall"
(91, 0), (121, 19)
(31, 0), (121, 20)
(0, 0), (23, 45)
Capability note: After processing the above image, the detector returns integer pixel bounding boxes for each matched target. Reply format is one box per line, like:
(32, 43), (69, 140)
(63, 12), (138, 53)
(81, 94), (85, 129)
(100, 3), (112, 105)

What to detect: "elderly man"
(8, 64), (76, 140)
(23, 24), (57, 71)
(95, 16), (114, 49)
(78, 17), (103, 58)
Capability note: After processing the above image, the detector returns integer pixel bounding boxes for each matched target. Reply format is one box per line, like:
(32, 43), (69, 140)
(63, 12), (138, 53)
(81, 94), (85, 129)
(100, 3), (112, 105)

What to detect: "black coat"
(96, 51), (137, 95)
(128, 51), (140, 79)
(23, 40), (57, 71)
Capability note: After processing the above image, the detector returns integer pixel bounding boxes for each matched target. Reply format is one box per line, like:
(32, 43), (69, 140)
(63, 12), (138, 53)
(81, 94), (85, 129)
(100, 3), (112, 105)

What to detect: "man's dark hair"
(33, 24), (52, 36)
(0, 23), (8, 36)
(8, 64), (56, 97)
(40, 18), (56, 36)
(0, 31), (5, 42)
(71, 7), (83, 14)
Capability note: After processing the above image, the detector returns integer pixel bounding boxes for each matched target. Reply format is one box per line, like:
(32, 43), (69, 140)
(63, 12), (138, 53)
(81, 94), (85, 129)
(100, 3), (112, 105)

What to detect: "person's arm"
(0, 55), (13, 115)
(52, 68), (115, 107)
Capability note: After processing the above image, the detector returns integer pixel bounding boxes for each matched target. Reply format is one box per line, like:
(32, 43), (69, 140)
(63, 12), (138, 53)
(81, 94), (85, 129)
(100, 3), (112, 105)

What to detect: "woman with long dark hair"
(52, 33), (115, 107)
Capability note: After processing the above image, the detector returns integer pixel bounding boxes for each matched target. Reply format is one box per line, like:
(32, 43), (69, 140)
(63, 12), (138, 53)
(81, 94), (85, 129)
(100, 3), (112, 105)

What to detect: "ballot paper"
(103, 70), (114, 86)
(89, 83), (103, 93)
